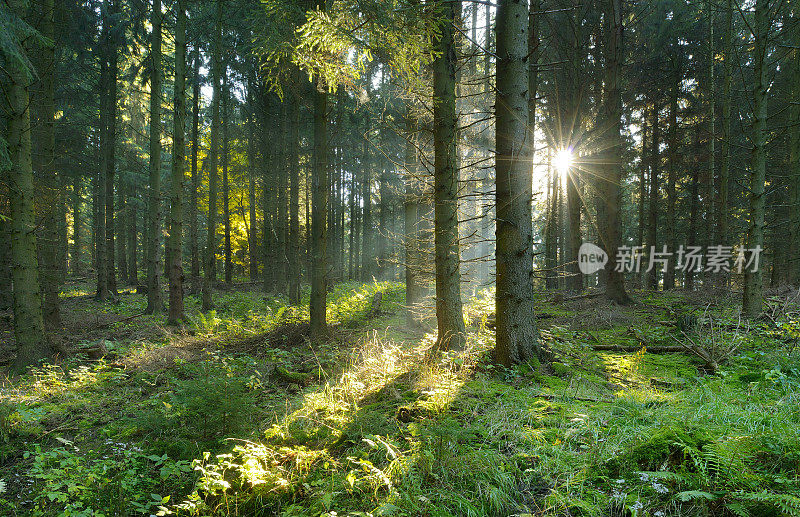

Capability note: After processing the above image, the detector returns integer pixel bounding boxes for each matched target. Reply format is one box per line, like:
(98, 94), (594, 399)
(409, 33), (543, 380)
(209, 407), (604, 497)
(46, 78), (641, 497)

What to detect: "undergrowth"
(2, 282), (800, 516)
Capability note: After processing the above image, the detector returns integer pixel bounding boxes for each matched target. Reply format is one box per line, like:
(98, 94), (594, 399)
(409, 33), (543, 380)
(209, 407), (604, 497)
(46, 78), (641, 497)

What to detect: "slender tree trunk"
(118, 189), (128, 285)
(646, 102), (659, 290)
(95, 7), (109, 301)
(247, 79), (258, 282)
(636, 110), (647, 288)
(190, 47), (201, 290)
(222, 71), (232, 285)
(664, 59), (680, 290)
(686, 144), (699, 291)
(743, 0), (769, 317)
(546, 150), (559, 289)
(404, 112), (424, 328)
(494, 0), (544, 366)
(310, 78), (329, 339)
(598, 0), (630, 304)
(127, 184), (137, 284)
(203, 0), (223, 311)
(105, 7), (118, 297)
(288, 87), (301, 304)
(6, 0), (50, 371)
(361, 138), (373, 280)
(168, 0), (187, 324)
(276, 101), (289, 294)
(718, 0), (732, 286)
(432, 0), (466, 351)
(146, 0), (163, 313)
(72, 175), (83, 275)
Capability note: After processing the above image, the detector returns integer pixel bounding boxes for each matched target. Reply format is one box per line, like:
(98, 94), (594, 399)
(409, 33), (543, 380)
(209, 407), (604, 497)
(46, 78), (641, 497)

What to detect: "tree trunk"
(168, 0), (187, 324)
(404, 112), (425, 328)
(105, 5), (118, 297)
(494, 0), (545, 366)
(717, 0), (732, 286)
(146, 0), (163, 313)
(190, 47), (201, 290)
(203, 0), (222, 311)
(598, 0), (630, 304)
(247, 77), (259, 282)
(95, 5), (110, 301)
(276, 101), (289, 294)
(6, 0), (50, 371)
(361, 138), (373, 280)
(310, 77), (329, 339)
(72, 175), (83, 275)
(742, 0), (768, 317)
(127, 184), (137, 284)
(31, 0), (61, 326)
(222, 71), (232, 286)
(432, 0), (466, 351)
(646, 102), (659, 290)
(288, 86), (302, 304)
(686, 132), (699, 291)
(664, 57), (680, 290)
(789, 9), (800, 285)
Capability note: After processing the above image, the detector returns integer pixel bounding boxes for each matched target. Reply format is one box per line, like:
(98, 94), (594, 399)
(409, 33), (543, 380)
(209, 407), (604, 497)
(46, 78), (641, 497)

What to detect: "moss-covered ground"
(3, 282), (800, 516)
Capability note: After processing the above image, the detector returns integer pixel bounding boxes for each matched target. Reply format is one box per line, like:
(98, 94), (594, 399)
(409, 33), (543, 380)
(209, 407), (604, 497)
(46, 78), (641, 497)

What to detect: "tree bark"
(203, 0), (223, 312)
(168, 0), (187, 324)
(664, 57), (680, 290)
(31, 0), (61, 326)
(146, 0), (163, 314)
(432, 0), (466, 351)
(310, 77), (329, 339)
(742, 0), (769, 317)
(222, 71), (232, 286)
(190, 47), (201, 290)
(6, 0), (50, 371)
(646, 102), (659, 290)
(494, 0), (546, 366)
(597, 0), (630, 304)
(288, 84), (302, 304)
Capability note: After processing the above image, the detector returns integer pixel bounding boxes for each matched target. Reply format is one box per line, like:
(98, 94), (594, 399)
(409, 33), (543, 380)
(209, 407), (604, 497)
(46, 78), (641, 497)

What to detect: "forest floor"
(2, 281), (800, 516)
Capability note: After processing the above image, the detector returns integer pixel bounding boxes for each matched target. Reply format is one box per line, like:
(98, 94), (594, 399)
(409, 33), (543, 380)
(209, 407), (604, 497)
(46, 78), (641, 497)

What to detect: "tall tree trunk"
(310, 79), (329, 339)
(432, 0), (466, 351)
(494, 0), (545, 366)
(646, 102), (659, 290)
(718, 0), (732, 286)
(72, 175), (83, 275)
(95, 5), (110, 301)
(789, 8), (800, 285)
(288, 87), (301, 304)
(686, 140), (699, 291)
(664, 58), (680, 290)
(247, 78), (258, 282)
(203, 0), (223, 311)
(636, 110), (647, 288)
(190, 47), (201, 290)
(361, 137), (373, 280)
(404, 112), (424, 328)
(168, 0), (187, 324)
(222, 71), (232, 285)
(276, 101), (289, 294)
(31, 0), (61, 326)
(6, 0), (49, 371)
(743, 0), (769, 317)
(546, 150), (559, 289)
(146, 0), (163, 313)
(598, 0), (630, 304)
(105, 3), (118, 297)
(118, 189), (128, 285)
(127, 184), (137, 284)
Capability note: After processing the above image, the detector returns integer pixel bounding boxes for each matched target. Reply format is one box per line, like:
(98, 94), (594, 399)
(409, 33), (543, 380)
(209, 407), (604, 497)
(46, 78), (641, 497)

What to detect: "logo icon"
(578, 242), (608, 274)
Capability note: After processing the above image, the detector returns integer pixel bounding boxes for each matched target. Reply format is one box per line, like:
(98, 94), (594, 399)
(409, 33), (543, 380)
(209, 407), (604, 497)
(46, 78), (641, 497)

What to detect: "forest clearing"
(4, 0), (800, 514)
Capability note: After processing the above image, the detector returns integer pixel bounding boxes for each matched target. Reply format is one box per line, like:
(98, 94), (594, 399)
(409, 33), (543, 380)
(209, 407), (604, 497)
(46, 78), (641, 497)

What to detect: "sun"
(554, 147), (574, 174)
